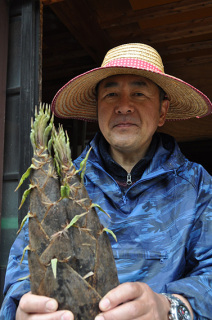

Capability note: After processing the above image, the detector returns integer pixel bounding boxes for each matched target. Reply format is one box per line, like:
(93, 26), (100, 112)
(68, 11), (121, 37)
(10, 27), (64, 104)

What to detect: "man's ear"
(158, 100), (170, 127)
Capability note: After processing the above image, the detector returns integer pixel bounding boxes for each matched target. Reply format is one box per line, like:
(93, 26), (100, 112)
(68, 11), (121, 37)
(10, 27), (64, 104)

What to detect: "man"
(1, 43), (212, 320)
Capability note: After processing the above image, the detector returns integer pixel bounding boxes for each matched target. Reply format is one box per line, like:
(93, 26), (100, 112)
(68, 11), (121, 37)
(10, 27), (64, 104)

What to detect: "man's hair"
(158, 85), (167, 103)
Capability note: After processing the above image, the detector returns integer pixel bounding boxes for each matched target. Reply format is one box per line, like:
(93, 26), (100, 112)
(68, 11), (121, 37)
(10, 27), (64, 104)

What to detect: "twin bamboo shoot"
(18, 105), (119, 320)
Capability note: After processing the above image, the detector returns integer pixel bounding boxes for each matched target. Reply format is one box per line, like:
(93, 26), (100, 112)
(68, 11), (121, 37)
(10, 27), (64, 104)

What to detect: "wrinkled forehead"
(97, 74), (158, 90)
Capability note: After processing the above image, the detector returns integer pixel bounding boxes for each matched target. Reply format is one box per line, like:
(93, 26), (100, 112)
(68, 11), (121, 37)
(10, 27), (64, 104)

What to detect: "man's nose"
(114, 96), (134, 114)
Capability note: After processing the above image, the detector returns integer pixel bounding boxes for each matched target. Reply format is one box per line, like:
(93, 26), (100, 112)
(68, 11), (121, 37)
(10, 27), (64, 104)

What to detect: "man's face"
(97, 74), (169, 159)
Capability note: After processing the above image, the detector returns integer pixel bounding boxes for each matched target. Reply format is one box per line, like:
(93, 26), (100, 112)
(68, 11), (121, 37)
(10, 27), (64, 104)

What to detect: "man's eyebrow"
(102, 81), (119, 88)
(130, 81), (148, 87)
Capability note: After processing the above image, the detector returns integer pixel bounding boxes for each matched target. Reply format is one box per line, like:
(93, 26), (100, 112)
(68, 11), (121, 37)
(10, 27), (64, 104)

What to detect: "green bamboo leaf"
(91, 203), (111, 218)
(76, 147), (92, 182)
(15, 166), (32, 191)
(47, 135), (53, 155)
(30, 104), (52, 150)
(20, 245), (30, 264)
(65, 211), (88, 230)
(19, 185), (35, 209)
(54, 157), (61, 177)
(18, 274), (30, 281)
(43, 114), (54, 148)
(51, 258), (58, 279)
(52, 126), (73, 177)
(65, 131), (71, 161)
(103, 228), (117, 242)
(60, 184), (70, 198)
(17, 212), (33, 234)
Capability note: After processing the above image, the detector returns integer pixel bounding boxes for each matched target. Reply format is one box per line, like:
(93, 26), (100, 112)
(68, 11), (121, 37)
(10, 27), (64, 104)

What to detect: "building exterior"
(0, 0), (40, 304)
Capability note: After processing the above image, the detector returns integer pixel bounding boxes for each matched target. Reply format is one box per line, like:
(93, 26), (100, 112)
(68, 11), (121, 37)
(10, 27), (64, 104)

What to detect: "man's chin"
(111, 139), (135, 152)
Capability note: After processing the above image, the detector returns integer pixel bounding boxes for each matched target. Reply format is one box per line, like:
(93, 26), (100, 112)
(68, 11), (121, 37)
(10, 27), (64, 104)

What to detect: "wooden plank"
(162, 48), (212, 65)
(129, 0), (182, 10)
(18, 0), (41, 223)
(157, 40), (212, 66)
(160, 60), (212, 142)
(49, 0), (111, 64)
(87, 0), (131, 23)
(150, 35), (212, 67)
(164, 54), (212, 69)
(116, 17), (212, 45)
(164, 61), (212, 101)
(138, 7), (212, 30)
(0, 0), (9, 235)
(155, 33), (212, 51)
(101, 0), (212, 28)
(43, 61), (96, 81)
(158, 39), (212, 55)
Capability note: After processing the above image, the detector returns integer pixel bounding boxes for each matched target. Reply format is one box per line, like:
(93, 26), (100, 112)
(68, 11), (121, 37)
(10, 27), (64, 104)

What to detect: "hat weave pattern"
(51, 43), (212, 121)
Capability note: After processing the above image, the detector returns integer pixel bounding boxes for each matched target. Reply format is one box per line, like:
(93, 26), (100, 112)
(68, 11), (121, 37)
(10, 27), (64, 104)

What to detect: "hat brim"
(51, 66), (212, 121)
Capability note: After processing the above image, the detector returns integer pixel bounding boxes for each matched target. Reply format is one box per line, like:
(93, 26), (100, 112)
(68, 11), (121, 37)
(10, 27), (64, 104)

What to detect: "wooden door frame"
(0, 0), (9, 236)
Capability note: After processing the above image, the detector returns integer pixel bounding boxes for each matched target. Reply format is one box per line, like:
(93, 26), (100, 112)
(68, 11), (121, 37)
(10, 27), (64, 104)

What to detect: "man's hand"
(94, 282), (170, 320)
(16, 292), (74, 320)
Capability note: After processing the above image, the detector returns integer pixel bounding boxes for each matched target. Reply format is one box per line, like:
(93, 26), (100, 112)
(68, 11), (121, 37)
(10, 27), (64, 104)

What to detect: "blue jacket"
(1, 133), (212, 319)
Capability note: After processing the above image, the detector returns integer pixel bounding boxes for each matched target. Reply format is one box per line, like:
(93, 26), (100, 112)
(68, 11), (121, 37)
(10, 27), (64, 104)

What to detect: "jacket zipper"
(127, 173), (132, 185)
(80, 153), (174, 192)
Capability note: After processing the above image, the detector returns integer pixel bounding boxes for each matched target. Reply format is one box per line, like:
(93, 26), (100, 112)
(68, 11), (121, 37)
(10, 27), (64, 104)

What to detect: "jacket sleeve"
(165, 168), (212, 320)
(0, 221), (30, 320)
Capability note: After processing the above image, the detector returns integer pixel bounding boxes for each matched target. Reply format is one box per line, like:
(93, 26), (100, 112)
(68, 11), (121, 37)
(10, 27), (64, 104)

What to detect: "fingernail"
(95, 315), (105, 320)
(46, 299), (57, 312)
(100, 298), (110, 310)
(61, 312), (73, 320)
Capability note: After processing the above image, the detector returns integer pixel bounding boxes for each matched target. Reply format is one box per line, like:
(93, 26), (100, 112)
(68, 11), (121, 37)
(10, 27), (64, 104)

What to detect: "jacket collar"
(97, 133), (159, 185)
(75, 131), (186, 183)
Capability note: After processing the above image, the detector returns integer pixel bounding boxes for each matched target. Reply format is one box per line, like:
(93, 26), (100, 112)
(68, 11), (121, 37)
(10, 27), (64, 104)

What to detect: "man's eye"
(134, 92), (144, 96)
(106, 92), (117, 97)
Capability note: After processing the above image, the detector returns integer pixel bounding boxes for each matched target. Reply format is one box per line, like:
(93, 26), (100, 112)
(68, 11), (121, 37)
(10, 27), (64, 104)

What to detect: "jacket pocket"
(112, 248), (169, 283)
(113, 248), (168, 263)
(144, 250), (168, 264)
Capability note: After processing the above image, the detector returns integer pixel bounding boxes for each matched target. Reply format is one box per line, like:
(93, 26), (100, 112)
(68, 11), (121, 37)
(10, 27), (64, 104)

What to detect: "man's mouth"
(114, 122), (135, 127)
(110, 116), (139, 129)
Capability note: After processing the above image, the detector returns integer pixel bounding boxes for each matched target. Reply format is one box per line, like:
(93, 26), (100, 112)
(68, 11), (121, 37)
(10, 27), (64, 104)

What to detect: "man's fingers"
(17, 292), (74, 320)
(99, 282), (146, 311)
(28, 311), (74, 320)
(19, 292), (58, 313)
(17, 308), (73, 320)
(95, 283), (172, 320)
(96, 299), (145, 320)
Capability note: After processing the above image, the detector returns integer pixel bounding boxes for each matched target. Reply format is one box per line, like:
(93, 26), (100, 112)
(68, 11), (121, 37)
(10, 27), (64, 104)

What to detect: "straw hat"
(51, 43), (212, 121)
